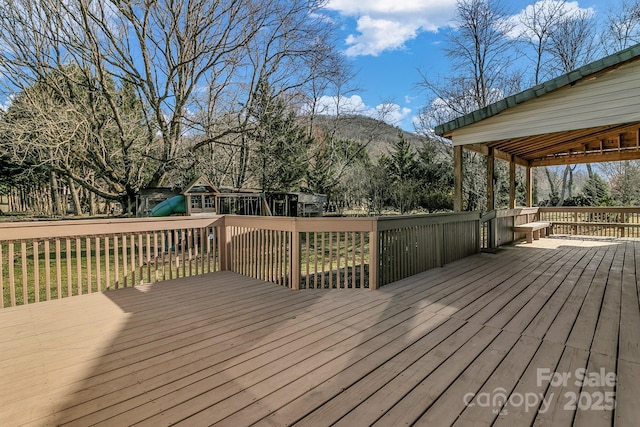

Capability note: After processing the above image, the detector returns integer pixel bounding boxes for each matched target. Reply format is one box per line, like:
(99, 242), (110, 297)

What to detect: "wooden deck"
(1, 237), (639, 426)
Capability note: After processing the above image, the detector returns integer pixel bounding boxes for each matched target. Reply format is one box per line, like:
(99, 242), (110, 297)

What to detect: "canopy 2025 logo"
(462, 368), (616, 415)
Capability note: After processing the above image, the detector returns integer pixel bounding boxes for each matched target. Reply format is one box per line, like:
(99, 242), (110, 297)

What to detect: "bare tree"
(416, 0), (521, 211)
(444, 0), (519, 110)
(602, 0), (640, 54)
(416, 0), (523, 133)
(68, 0), (336, 184)
(516, 0), (569, 85)
(599, 161), (640, 205)
(547, 9), (599, 76)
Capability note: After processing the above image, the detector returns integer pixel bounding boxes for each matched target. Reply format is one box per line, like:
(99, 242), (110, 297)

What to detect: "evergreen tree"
(383, 131), (420, 213)
(387, 131), (418, 182)
(582, 172), (614, 206)
(249, 80), (312, 192)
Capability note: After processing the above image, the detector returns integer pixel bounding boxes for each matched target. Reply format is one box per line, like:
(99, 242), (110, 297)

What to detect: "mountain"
(309, 114), (436, 160)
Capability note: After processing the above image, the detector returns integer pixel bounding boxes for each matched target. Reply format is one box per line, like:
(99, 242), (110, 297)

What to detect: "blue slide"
(150, 195), (186, 217)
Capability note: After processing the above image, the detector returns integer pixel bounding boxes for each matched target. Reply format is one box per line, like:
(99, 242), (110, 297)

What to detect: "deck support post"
(526, 165), (533, 207)
(509, 156), (517, 209)
(487, 147), (495, 212)
(454, 145), (463, 211)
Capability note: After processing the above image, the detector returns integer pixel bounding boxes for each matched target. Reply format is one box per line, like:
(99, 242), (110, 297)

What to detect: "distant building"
(137, 175), (326, 217)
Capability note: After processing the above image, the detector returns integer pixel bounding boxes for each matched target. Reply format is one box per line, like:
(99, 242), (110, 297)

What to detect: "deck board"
(0, 238), (638, 426)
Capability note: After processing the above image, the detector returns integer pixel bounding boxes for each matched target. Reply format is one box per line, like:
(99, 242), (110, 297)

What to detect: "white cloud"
(313, 94), (367, 115)
(325, 0), (458, 56)
(375, 103), (412, 126)
(312, 94), (411, 126)
(345, 16), (419, 56)
(0, 94), (14, 112)
(506, 1), (595, 40)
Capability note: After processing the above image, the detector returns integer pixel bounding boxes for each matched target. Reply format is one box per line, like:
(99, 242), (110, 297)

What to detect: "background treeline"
(1, 0), (640, 217)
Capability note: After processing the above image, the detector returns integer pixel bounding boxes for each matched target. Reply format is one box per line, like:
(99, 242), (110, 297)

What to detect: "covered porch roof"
(434, 44), (640, 210)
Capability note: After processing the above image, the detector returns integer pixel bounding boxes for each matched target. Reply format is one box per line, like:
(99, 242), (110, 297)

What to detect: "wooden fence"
(0, 212), (481, 308)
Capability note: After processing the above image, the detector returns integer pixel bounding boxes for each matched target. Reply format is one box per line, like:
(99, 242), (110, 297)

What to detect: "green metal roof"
(434, 43), (640, 137)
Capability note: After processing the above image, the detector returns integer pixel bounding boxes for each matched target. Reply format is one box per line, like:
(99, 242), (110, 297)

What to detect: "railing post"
(218, 216), (229, 271)
(476, 218), (481, 254)
(291, 221), (301, 290)
(488, 215), (497, 250)
(437, 222), (445, 267)
(368, 219), (379, 290)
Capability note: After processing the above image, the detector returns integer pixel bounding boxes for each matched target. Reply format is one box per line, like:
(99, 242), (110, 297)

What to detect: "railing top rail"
(495, 207), (539, 218)
(539, 206), (640, 213)
(223, 215), (378, 232)
(225, 212), (480, 233)
(376, 211), (480, 231)
(0, 211), (487, 241)
(481, 211), (497, 223)
(0, 215), (224, 241)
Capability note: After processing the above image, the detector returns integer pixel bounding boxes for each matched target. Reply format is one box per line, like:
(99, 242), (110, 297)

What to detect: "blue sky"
(320, 0), (615, 132)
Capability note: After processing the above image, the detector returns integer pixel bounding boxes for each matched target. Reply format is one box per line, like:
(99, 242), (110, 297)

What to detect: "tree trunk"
(568, 165), (575, 199)
(586, 163), (593, 179)
(68, 178), (83, 216)
(558, 165), (570, 206)
(89, 175), (97, 216)
(50, 171), (64, 216)
(544, 167), (557, 201)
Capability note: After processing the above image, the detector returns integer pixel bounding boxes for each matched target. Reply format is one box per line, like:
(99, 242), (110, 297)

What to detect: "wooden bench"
(513, 221), (552, 243)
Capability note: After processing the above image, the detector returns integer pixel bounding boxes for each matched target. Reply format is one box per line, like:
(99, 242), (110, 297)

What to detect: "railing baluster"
(33, 241), (39, 303)
(122, 234), (128, 287)
(161, 232), (166, 281)
(21, 241), (27, 304)
(114, 235), (120, 289)
(137, 233), (144, 284)
(66, 238), (72, 295)
(342, 232), (348, 288)
(0, 244), (3, 308)
(86, 237), (92, 294)
(130, 234), (137, 285)
(180, 229), (186, 278)
(146, 233), (152, 282)
(55, 239), (62, 298)
(95, 236), (101, 292)
(105, 236), (111, 290)
(8, 241), (15, 306)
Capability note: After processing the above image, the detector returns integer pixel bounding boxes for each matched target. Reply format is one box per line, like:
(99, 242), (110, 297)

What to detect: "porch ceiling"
(461, 121), (640, 167)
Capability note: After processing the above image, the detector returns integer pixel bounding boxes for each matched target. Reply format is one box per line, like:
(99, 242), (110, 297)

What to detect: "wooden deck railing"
(0, 217), (224, 308)
(538, 207), (640, 238)
(0, 212), (481, 308)
(224, 212), (481, 290)
(224, 216), (377, 290)
(376, 212), (480, 287)
(481, 207), (540, 250)
(480, 206), (640, 250)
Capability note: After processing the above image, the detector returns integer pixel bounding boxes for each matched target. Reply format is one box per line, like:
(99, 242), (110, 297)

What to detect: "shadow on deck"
(1, 237), (639, 426)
